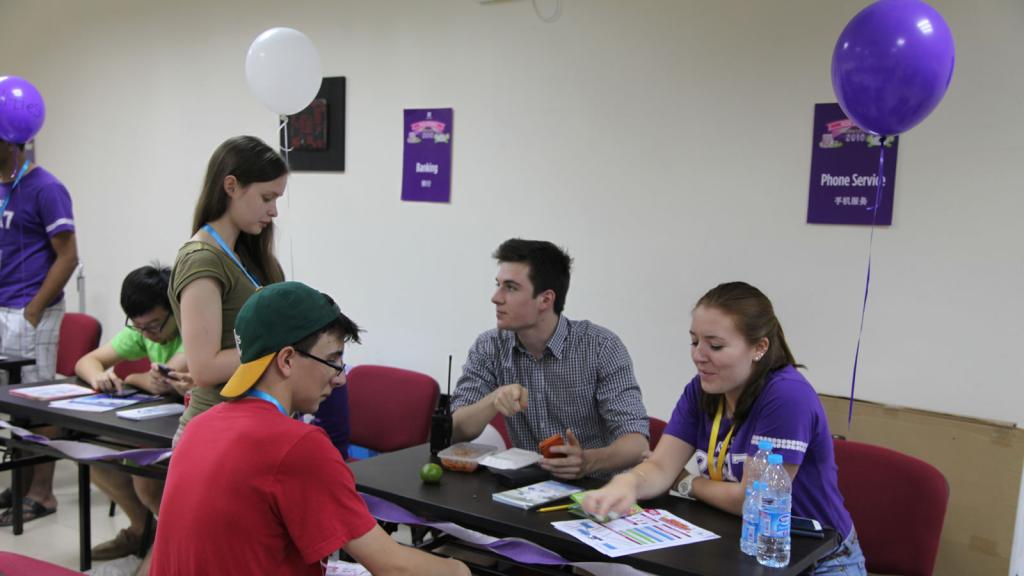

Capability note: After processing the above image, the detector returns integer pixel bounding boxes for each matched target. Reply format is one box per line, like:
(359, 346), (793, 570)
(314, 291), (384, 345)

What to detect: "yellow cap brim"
(221, 353), (276, 398)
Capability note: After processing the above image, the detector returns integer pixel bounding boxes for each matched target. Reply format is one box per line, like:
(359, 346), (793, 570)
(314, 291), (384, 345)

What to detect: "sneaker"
(91, 528), (143, 561)
(87, 554), (143, 576)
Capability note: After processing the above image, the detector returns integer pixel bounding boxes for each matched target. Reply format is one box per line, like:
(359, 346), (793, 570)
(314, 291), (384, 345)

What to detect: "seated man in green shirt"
(75, 264), (192, 563)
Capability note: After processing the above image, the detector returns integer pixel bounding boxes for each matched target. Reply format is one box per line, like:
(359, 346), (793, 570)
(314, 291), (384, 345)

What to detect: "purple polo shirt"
(0, 167), (75, 308)
(665, 365), (853, 538)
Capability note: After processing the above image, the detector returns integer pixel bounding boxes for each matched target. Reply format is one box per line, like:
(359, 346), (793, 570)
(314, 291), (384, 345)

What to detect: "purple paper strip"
(0, 420), (172, 466)
(360, 492), (566, 565)
(807, 103), (898, 225)
(401, 108), (453, 203)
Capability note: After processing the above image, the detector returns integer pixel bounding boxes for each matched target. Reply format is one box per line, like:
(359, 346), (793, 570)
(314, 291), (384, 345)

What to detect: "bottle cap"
(758, 439), (773, 451)
(768, 454), (783, 465)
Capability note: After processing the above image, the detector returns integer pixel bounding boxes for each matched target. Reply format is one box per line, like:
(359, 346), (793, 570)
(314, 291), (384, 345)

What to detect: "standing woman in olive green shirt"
(169, 136), (287, 445)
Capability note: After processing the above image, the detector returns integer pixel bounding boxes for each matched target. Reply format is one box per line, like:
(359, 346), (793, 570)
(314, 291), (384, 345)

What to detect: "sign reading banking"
(402, 108), (453, 203)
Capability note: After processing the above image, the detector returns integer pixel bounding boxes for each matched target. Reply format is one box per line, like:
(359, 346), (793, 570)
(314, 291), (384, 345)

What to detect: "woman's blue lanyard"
(0, 160), (31, 218)
(202, 223), (261, 288)
(245, 389), (289, 417)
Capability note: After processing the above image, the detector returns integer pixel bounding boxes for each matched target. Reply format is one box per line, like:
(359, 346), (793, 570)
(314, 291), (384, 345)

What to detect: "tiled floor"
(0, 461), (131, 573)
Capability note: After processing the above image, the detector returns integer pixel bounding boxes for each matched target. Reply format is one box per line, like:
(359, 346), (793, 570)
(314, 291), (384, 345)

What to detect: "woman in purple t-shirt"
(583, 282), (865, 574)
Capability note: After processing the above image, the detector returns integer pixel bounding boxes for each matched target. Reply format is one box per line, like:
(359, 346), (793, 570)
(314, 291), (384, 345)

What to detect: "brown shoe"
(91, 528), (143, 560)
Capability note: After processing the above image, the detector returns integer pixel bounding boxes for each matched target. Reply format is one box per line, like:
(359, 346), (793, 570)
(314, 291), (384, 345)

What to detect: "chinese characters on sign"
(807, 103), (898, 225)
(401, 108), (453, 203)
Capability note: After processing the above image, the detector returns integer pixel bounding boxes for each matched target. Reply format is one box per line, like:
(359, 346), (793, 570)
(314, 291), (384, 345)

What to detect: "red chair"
(113, 357), (152, 380)
(55, 312), (101, 377)
(489, 413), (512, 449)
(833, 438), (949, 576)
(0, 551), (83, 575)
(347, 365), (440, 453)
(648, 416), (667, 451)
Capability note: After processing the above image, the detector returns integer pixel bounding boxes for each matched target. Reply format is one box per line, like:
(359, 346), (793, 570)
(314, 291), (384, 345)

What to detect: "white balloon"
(245, 27), (322, 115)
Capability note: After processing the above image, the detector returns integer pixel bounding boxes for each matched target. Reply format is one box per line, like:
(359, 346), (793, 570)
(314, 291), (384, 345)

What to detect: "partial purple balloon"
(0, 76), (46, 144)
(832, 0), (955, 136)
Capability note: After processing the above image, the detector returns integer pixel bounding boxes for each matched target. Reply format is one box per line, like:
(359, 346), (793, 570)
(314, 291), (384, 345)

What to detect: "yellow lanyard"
(707, 397), (736, 481)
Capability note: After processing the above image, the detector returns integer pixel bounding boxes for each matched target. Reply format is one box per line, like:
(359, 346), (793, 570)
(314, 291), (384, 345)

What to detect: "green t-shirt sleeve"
(170, 243), (234, 303)
(109, 327), (148, 361)
(171, 336), (184, 356)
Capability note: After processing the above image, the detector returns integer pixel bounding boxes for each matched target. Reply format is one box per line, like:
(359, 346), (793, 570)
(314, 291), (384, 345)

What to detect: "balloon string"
(848, 144), (885, 428)
(278, 115), (294, 156)
(278, 114), (296, 281)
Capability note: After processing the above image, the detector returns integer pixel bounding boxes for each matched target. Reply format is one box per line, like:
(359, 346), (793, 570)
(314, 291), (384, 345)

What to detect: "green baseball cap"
(221, 281), (342, 398)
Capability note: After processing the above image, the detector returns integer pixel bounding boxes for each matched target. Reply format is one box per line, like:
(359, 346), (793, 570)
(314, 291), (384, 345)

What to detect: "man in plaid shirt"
(451, 239), (649, 479)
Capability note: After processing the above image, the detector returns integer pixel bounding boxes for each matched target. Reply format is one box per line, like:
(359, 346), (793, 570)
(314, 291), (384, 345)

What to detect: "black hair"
(121, 264), (172, 318)
(492, 238), (573, 314)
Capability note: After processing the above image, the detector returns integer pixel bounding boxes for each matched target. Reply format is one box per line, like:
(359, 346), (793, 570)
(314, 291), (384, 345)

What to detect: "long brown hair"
(696, 281), (801, 426)
(192, 136), (286, 285)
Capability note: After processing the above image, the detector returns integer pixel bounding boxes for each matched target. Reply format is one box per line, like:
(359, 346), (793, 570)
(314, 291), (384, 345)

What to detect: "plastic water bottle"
(740, 439), (773, 555)
(757, 454), (791, 567)
(747, 439), (774, 483)
(740, 480), (762, 555)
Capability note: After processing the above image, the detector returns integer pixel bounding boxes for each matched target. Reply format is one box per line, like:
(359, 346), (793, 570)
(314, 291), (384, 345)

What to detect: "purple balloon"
(832, 0), (955, 136)
(0, 76), (46, 144)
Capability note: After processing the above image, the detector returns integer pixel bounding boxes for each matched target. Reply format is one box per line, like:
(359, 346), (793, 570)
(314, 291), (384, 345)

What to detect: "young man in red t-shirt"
(150, 281), (468, 576)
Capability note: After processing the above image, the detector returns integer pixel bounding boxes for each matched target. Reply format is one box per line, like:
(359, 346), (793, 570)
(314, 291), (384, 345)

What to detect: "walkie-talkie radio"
(429, 355), (454, 455)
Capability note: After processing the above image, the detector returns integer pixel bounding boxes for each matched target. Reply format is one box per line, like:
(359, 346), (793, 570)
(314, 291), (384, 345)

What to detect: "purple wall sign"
(807, 103), (898, 225)
(401, 108), (453, 203)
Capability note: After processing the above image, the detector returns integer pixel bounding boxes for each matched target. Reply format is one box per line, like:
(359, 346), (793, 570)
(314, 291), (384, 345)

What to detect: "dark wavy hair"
(191, 136), (286, 285)
(696, 282), (802, 426)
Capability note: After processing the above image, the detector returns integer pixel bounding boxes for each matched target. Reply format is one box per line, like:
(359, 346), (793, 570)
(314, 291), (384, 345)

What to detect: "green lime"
(420, 463), (443, 484)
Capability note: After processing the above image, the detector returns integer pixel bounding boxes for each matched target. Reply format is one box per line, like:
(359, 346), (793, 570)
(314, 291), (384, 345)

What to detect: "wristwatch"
(675, 475), (695, 500)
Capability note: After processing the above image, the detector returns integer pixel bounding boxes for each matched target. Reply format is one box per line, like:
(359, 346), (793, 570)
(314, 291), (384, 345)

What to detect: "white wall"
(1, 0), (1021, 427)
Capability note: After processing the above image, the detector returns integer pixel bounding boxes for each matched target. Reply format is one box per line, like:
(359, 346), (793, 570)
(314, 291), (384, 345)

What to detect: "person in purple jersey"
(583, 282), (866, 574)
(0, 137), (78, 526)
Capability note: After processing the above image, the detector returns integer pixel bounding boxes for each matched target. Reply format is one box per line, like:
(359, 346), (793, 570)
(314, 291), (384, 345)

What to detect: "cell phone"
(110, 385), (140, 397)
(156, 364), (179, 380)
(791, 516), (825, 538)
(538, 434), (566, 459)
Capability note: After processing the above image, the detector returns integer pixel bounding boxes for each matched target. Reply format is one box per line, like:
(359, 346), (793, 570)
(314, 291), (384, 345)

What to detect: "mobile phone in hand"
(156, 364), (179, 380)
(539, 434), (567, 459)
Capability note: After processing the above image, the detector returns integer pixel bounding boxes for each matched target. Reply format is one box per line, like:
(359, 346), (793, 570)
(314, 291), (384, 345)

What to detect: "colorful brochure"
(49, 392), (162, 412)
(492, 479), (582, 510)
(116, 403), (185, 421)
(552, 508), (719, 557)
(10, 383), (96, 401)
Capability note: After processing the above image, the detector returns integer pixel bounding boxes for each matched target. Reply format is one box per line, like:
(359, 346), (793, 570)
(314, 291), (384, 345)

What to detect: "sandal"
(0, 496), (56, 527)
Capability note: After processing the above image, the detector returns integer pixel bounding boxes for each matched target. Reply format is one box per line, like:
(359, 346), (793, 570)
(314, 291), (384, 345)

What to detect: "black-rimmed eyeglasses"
(296, 349), (346, 377)
(125, 313), (171, 335)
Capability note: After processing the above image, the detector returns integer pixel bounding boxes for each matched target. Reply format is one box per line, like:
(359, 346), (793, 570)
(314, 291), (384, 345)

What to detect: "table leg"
(8, 367), (21, 385)
(10, 452), (23, 535)
(79, 463), (91, 571)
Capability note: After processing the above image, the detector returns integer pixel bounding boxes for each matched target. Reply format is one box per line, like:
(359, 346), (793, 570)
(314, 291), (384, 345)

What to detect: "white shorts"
(0, 301), (64, 383)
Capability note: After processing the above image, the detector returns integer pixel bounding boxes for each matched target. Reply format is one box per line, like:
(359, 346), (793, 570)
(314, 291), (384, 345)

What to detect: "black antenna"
(446, 354), (453, 398)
